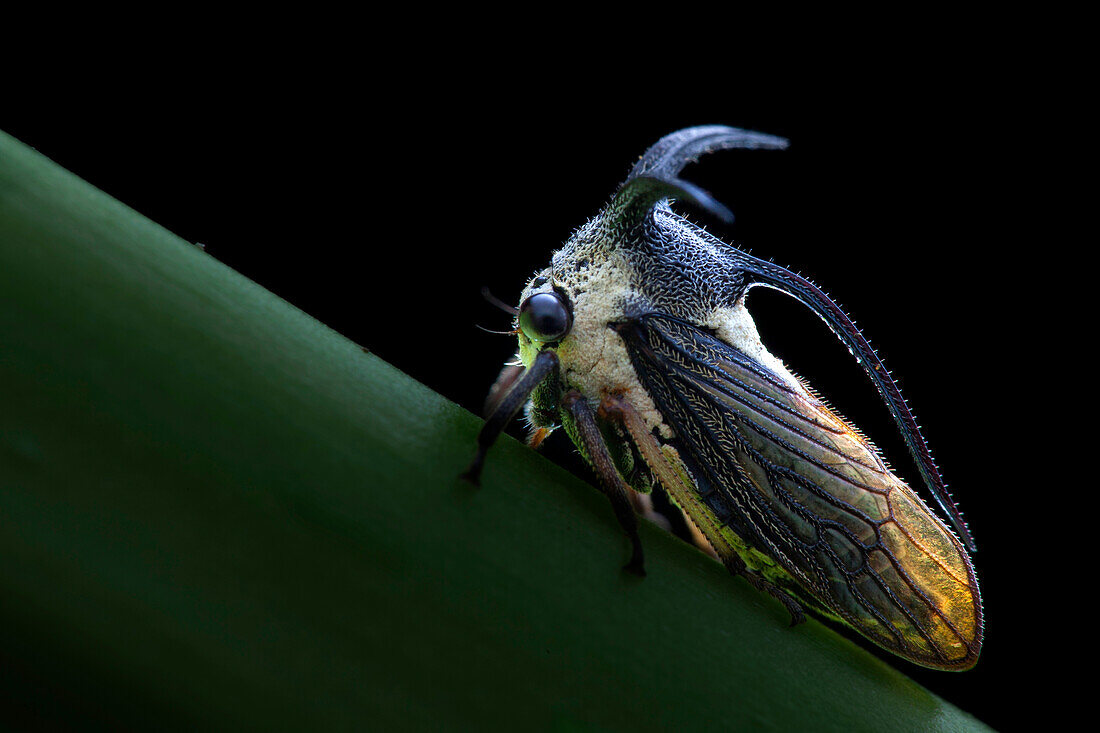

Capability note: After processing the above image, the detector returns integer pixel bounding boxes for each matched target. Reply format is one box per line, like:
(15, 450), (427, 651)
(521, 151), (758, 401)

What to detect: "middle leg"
(563, 390), (646, 576)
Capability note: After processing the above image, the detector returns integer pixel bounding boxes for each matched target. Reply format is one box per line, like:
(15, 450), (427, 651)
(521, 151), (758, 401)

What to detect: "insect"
(462, 126), (982, 671)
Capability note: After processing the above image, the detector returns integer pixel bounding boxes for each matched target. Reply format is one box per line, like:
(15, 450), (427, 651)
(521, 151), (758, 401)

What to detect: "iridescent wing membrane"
(616, 312), (982, 670)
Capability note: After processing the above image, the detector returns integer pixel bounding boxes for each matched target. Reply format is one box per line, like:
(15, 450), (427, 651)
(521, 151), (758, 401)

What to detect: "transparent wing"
(616, 313), (982, 670)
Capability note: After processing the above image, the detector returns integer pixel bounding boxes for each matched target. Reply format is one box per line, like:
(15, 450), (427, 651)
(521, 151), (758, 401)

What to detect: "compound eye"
(518, 292), (572, 342)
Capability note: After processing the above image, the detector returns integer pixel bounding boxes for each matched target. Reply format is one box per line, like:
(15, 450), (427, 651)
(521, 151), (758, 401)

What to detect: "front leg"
(562, 390), (646, 577)
(461, 350), (559, 486)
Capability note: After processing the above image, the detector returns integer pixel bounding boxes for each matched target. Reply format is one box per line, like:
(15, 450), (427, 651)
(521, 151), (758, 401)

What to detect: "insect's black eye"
(518, 292), (572, 342)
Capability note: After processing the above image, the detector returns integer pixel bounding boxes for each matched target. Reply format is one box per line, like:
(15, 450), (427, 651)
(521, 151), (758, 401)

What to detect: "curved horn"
(605, 125), (788, 231)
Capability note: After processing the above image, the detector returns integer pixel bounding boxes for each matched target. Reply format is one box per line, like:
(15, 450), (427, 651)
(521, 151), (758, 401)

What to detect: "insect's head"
(512, 271), (573, 365)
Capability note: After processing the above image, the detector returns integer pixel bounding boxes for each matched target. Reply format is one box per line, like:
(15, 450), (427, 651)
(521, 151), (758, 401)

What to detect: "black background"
(4, 47), (1058, 730)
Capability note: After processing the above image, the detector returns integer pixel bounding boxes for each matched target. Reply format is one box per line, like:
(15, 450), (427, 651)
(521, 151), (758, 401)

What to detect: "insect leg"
(482, 362), (524, 417)
(718, 549), (805, 627)
(527, 427), (552, 450)
(562, 390), (646, 577)
(600, 393), (805, 626)
(461, 349), (559, 486)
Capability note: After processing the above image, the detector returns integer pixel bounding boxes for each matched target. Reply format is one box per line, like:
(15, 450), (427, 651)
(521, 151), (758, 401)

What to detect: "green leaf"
(0, 130), (990, 731)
